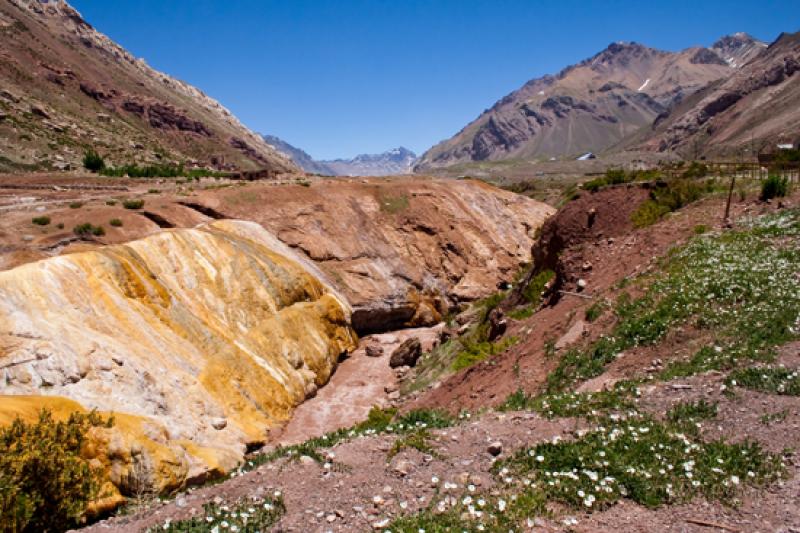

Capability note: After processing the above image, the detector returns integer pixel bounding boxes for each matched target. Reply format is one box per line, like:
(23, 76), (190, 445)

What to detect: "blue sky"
(70, 0), (796, 160)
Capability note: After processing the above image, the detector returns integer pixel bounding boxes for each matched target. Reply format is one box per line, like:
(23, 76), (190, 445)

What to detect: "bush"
(69, 202), (83, 209)
(760, 175), (789, 201)
(82, 151), (105, 173)
(0, 409), (112, 531)
(109, 218), (123, 227)
(31, 216), (50, 226)
(73, 223), (104, 237)
(122, 199), (144, 210)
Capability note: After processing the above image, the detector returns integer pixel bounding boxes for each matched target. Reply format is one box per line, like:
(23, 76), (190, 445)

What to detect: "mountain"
(635, 31), (800, 157)
(262, 134), (334, 175)
(415, 34), (765, 170)
(0, 0), (295, 173)
(263, 134), (417, 176)
(322, 146), (417, 176)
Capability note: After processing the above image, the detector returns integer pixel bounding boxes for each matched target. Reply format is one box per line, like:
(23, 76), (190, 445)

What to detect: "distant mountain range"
(415, 32), (785, 170)
(263, 135), (417, 176)
(0, 0), (294, 173)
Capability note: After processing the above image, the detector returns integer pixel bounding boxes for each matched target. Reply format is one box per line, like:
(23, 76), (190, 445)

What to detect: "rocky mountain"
(635, 31), (800, 157)
(262, 134), (334, 175)
(0, 0), (295, 173)
(322, 146), (417, 176)
(415, 34), (765, 170)
(264, 134), (417, 176)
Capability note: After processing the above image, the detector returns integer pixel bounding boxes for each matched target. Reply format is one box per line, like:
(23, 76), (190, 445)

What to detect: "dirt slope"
(0, 0), (295, 173)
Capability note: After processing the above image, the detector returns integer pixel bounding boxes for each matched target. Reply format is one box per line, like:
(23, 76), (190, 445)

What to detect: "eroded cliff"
(0, 220), (356, 497)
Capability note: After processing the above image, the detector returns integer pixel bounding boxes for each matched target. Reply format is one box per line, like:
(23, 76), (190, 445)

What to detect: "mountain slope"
(0, 0), (295, 173)
(264, 134), (417, 176)
(636, 31), (800, 156)
(415, 35), (763, 170)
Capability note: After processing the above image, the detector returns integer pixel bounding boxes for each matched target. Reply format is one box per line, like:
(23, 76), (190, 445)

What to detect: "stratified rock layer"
(0, 220), (357, 493)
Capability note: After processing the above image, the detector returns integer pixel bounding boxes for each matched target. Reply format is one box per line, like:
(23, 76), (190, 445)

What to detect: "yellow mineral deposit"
(0, 220), (357, 499)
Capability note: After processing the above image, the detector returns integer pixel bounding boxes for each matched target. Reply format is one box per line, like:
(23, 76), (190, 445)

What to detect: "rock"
(365, 344), (384, 357)
(210, 418), (227, 430)
(487, 441), (503, 456)
(299, 455), (316, 466)
(581, 261), (593, 271)
(384, 384), (398, 394)
(30, 106), (50, 119)
(486, 308), (507, 342)
(387, 391), (400, 401)
(392, 459), (413, 476)
(389, 338), (422, 368)
(576, 279), (588, 291)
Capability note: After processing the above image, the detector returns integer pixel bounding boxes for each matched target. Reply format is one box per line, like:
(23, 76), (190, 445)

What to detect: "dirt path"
(274, 326), (444, 445)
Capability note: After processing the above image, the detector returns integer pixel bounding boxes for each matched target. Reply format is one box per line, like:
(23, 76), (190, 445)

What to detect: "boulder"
(487, 308), (507, 342)
(389, 338), (422, 368)
(365, 344), (384, 358)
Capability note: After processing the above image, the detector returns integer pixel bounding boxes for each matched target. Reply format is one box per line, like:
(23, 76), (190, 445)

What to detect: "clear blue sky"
(70, 0), (796, 160)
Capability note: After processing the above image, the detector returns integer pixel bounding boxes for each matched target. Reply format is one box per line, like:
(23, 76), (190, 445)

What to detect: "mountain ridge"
(415, 33), (765, 170)
(0, 0), (296, 173)
(263, 134), (417, 176)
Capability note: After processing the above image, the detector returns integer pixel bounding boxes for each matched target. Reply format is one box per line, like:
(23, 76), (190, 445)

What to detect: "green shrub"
(69, 202), (83, 209)
(760, 175), (789, 201)
(122, 199), (144, 210)
(109, 218), (123, 227)
(681, 161), (708, 179)
(31, 216), (50, 226)
(631, 200), (670, 228)
(73, 223), (104, 237)
(0, 409), (112, 532)
(105, 200), (117, 206)
(82, 150), (105, 173)
(694, 224), (709, 234)
(56, 223), (64, 230)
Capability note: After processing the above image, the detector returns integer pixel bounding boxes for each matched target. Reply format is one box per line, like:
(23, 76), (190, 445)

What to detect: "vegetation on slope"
(0, 410), (113, 532)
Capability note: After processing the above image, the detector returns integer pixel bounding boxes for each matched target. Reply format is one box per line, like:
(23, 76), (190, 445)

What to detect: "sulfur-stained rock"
(0, 220), (357, 498)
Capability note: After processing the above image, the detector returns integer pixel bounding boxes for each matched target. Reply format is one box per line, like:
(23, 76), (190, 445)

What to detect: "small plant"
(585, 300), (607, 322)
(760, 409), (788, 425)
(56, 223), (64, 230)
(82, 150), (105, 172)
(109, 218), (123, 227)
(0, 409), (113, 531)
(388, 429), (437, 460)
(147, 189), (159, 194)
(499, 385), (636, 419)
(122, 199), (145, 210)
(69, 202), (83, 209)
(31, 216), (50, 226)
(105, 200), (117, 206)
(760, 175), (789, 201)
(693, 224), (709, 234)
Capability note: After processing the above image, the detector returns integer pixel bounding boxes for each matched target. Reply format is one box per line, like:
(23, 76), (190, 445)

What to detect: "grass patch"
(499, 384), (637, 419)
(508, 306), (535, 320)
(584, 300), (607, 322)
(451, 336), (518, 372)
(728, 367), (800, 396)
(548, 209), (800, 391)
(31, 216), (50, 226)
(233, 407), (455, 474)
(631, 178), (718, 228)
(148, 495), (284, 532)
(388, 429), (438, 460)
(378, 194), (410, 214)
(497, 415), (782, 511)
(109, 218), (123, 227)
